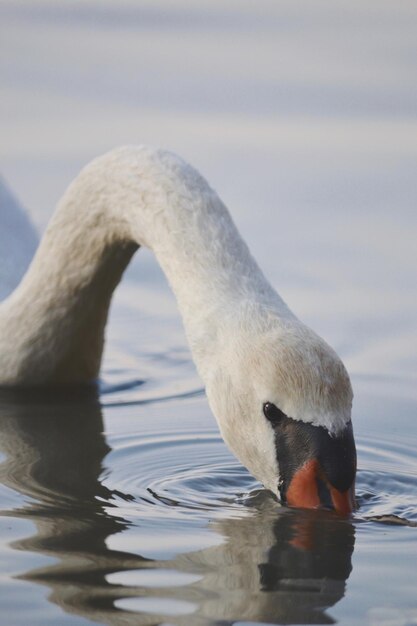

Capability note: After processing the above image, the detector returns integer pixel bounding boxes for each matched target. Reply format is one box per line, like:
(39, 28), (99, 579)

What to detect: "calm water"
(1, 2), (417, 625)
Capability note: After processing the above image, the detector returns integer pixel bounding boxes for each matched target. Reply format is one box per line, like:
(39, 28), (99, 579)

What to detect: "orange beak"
(285, 458), (355, 516)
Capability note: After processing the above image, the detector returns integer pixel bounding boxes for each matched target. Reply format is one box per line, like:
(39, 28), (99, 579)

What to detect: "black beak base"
(274, 417), (356, 514)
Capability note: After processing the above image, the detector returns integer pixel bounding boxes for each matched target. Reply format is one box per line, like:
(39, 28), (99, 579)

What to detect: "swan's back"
(0, 177), (38, 301)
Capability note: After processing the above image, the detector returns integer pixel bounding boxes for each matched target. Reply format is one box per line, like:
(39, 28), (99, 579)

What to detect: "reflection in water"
(182, 506), (354, 625)
(0, 391), (355, 625)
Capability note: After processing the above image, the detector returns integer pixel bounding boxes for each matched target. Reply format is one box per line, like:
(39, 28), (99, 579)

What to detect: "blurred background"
(1, 0), (416, 391)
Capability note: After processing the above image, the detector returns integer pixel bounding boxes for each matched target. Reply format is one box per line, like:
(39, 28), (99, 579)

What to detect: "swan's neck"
(0, 146), (290, 386)
(0, 200), (138, 384)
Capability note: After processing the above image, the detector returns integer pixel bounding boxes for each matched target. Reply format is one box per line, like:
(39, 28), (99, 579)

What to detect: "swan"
(0, 146), (356, 514)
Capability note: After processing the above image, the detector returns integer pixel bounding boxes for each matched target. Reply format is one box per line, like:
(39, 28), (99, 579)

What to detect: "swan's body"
(0, 146), (356, 511)
(0, 177), (38, 301)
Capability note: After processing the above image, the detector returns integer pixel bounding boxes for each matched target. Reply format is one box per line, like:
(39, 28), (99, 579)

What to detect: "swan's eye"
(263, 402), (286, 424)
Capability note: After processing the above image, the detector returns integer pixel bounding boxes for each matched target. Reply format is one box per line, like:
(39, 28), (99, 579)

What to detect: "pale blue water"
(0, 2), (417, 625)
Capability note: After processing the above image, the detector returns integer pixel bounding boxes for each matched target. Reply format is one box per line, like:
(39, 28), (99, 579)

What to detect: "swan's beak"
(277, 421), (356, 516)
(285, 458), (356, 516)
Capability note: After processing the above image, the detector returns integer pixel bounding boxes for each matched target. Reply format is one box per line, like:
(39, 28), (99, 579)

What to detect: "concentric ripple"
(104, 427), (259, 520)
(98, 368), (417, 528)
(102, 400), (417, 527)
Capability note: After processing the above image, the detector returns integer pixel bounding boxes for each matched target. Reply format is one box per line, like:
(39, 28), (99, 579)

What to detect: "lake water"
(0, 2), (417, 625)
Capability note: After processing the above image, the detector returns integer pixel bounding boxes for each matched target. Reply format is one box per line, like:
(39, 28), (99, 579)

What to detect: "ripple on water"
(105, 428), (258, 520)
(356, 434), (417, 525)
(1, 367), (417, 625)
(106, 403), (417, 530)
(99, 372), (417, 528)
(99, 357), (204, 408)
(102, 403), (417, 530)
(115, 596), (198, 616)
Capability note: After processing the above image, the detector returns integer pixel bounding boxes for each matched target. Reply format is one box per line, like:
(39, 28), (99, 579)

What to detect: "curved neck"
(0, 146), (288, 386)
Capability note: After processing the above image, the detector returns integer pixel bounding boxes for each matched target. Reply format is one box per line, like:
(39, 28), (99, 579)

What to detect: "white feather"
(0, 146), (353, 493)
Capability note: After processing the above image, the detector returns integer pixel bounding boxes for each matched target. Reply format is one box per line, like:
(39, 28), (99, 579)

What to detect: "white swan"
(0, 146), (356, 513)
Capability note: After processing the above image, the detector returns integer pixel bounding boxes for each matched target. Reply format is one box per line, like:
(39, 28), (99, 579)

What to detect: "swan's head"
(205, 314), (356, 515)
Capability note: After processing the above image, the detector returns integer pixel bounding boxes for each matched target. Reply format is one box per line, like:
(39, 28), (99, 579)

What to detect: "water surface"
(0, 373), (416, 626)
